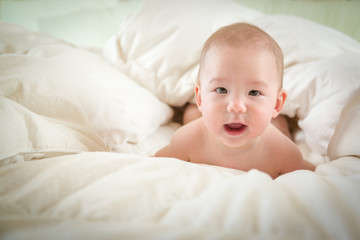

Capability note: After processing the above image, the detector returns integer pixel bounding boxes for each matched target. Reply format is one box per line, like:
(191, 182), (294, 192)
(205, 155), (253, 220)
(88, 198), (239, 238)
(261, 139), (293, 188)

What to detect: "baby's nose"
(227, 99), (247, 113)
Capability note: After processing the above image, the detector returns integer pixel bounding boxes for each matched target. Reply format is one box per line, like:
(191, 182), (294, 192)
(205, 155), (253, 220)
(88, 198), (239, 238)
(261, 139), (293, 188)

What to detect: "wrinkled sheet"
(0, 22), (173, 164)
(0, 152), (359, 240)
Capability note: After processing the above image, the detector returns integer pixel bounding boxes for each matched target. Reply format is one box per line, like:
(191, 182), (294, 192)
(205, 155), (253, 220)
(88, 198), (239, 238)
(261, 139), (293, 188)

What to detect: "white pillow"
(328, 92), (360, 160)
(283, 53), (360, 156)
(252, 15), (360, 68)
(0, 46), (173, 164)
(103, 0), (263, 106)
(252, 15), (360, 156)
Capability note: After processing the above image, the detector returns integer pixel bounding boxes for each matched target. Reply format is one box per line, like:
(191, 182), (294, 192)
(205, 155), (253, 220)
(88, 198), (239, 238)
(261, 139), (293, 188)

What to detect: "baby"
(156, 23), (315, 179)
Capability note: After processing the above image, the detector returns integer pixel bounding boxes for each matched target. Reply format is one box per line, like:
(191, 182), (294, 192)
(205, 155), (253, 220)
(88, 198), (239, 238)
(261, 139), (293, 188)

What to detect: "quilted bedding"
(1, 0), (360, 239)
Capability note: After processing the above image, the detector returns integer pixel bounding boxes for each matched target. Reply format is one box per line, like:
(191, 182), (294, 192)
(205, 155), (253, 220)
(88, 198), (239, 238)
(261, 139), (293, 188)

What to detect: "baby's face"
(196, 44), (282, 149)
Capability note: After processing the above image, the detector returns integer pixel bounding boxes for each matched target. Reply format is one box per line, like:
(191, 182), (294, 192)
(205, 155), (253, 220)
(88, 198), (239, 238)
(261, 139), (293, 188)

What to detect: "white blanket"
(0, 22), (173, 163)
(1, 152), (359, 240)
(1, 0), (360, 239)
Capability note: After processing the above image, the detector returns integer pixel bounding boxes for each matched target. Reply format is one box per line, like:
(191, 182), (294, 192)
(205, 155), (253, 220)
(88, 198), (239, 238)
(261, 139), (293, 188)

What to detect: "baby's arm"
(301, 158), (316, 171)
(155, 124), (191, 161)
(280, 141), (316, 175)
(270, 126), (316, 176)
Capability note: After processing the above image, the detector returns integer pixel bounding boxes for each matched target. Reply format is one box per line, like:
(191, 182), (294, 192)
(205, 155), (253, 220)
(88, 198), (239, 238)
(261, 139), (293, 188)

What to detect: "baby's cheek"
(202, 112), (220, 132)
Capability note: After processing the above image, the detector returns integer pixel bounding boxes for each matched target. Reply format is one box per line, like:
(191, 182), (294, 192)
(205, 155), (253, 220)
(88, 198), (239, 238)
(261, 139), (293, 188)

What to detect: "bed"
(1, 0), (360, 239)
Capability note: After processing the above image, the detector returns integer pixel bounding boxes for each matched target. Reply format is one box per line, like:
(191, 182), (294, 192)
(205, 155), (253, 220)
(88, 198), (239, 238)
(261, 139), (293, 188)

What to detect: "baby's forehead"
(199, 47), (282, 87)
(201, 43), (278, 70)
(202, 44), (282, 78)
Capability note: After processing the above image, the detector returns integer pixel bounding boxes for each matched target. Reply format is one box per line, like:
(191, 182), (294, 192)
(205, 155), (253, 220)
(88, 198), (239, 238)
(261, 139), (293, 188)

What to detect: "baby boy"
(156, 23), (315, 179)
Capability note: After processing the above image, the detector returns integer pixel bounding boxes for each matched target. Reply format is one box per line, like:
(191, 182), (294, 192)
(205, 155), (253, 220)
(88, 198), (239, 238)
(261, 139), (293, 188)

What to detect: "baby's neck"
(213, 134), (264, 158)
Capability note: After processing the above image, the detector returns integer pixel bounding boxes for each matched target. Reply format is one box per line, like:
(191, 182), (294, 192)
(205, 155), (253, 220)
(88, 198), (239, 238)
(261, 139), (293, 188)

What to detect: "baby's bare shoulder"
(266, 125), (304, 171)
(268, 125), (316, 174)
(174, 119), (204, 145)
(155, 118), (205, 161)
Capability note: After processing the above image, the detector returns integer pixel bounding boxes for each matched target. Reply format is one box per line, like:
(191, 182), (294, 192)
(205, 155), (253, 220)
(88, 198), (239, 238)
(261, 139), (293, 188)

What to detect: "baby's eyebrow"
(250, 79), (269, 88)
(209, 77), (226, 84)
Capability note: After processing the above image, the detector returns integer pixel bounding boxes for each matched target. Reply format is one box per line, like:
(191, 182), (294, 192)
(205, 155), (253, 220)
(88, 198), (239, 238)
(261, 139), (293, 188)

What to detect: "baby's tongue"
(226, 123), (244, 130)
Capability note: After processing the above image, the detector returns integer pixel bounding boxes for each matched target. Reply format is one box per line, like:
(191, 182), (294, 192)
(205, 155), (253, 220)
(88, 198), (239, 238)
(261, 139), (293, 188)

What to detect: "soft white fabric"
(252, 15), (360, 68)
(111, 122), (181, 156)
(0, 23), (173, 164)
(253, 15), (360, 155)
(104, 2), (360, 158)
(0, 152), (359, 240)
(283, 53), (360, 155)
(328, 92), (360, 160)
(103, 0), (263, 107)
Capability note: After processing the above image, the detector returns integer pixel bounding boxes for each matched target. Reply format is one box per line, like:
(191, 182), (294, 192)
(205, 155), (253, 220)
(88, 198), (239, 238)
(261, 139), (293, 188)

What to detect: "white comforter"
(1, 0), (360, 239)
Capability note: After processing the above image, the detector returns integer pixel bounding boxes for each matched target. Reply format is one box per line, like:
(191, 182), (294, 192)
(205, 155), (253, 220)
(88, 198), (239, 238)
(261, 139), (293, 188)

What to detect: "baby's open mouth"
(224, 123), (247, 135)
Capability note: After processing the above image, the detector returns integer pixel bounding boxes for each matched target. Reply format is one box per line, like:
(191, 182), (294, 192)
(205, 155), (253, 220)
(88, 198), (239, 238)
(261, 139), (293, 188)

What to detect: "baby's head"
(195, 23), (287, 149)
(198, 23), (284, 87)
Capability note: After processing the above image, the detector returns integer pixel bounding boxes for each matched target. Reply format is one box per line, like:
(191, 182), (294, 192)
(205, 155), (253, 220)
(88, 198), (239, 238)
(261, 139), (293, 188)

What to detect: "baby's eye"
(215, 87), (228, 94)
(248, 90), (261, 96)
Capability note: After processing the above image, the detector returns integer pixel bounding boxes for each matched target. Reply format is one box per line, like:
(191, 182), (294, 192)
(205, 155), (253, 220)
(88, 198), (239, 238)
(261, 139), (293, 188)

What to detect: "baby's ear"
(272, 89), (287, 118)
(194, 82), (202, 112)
